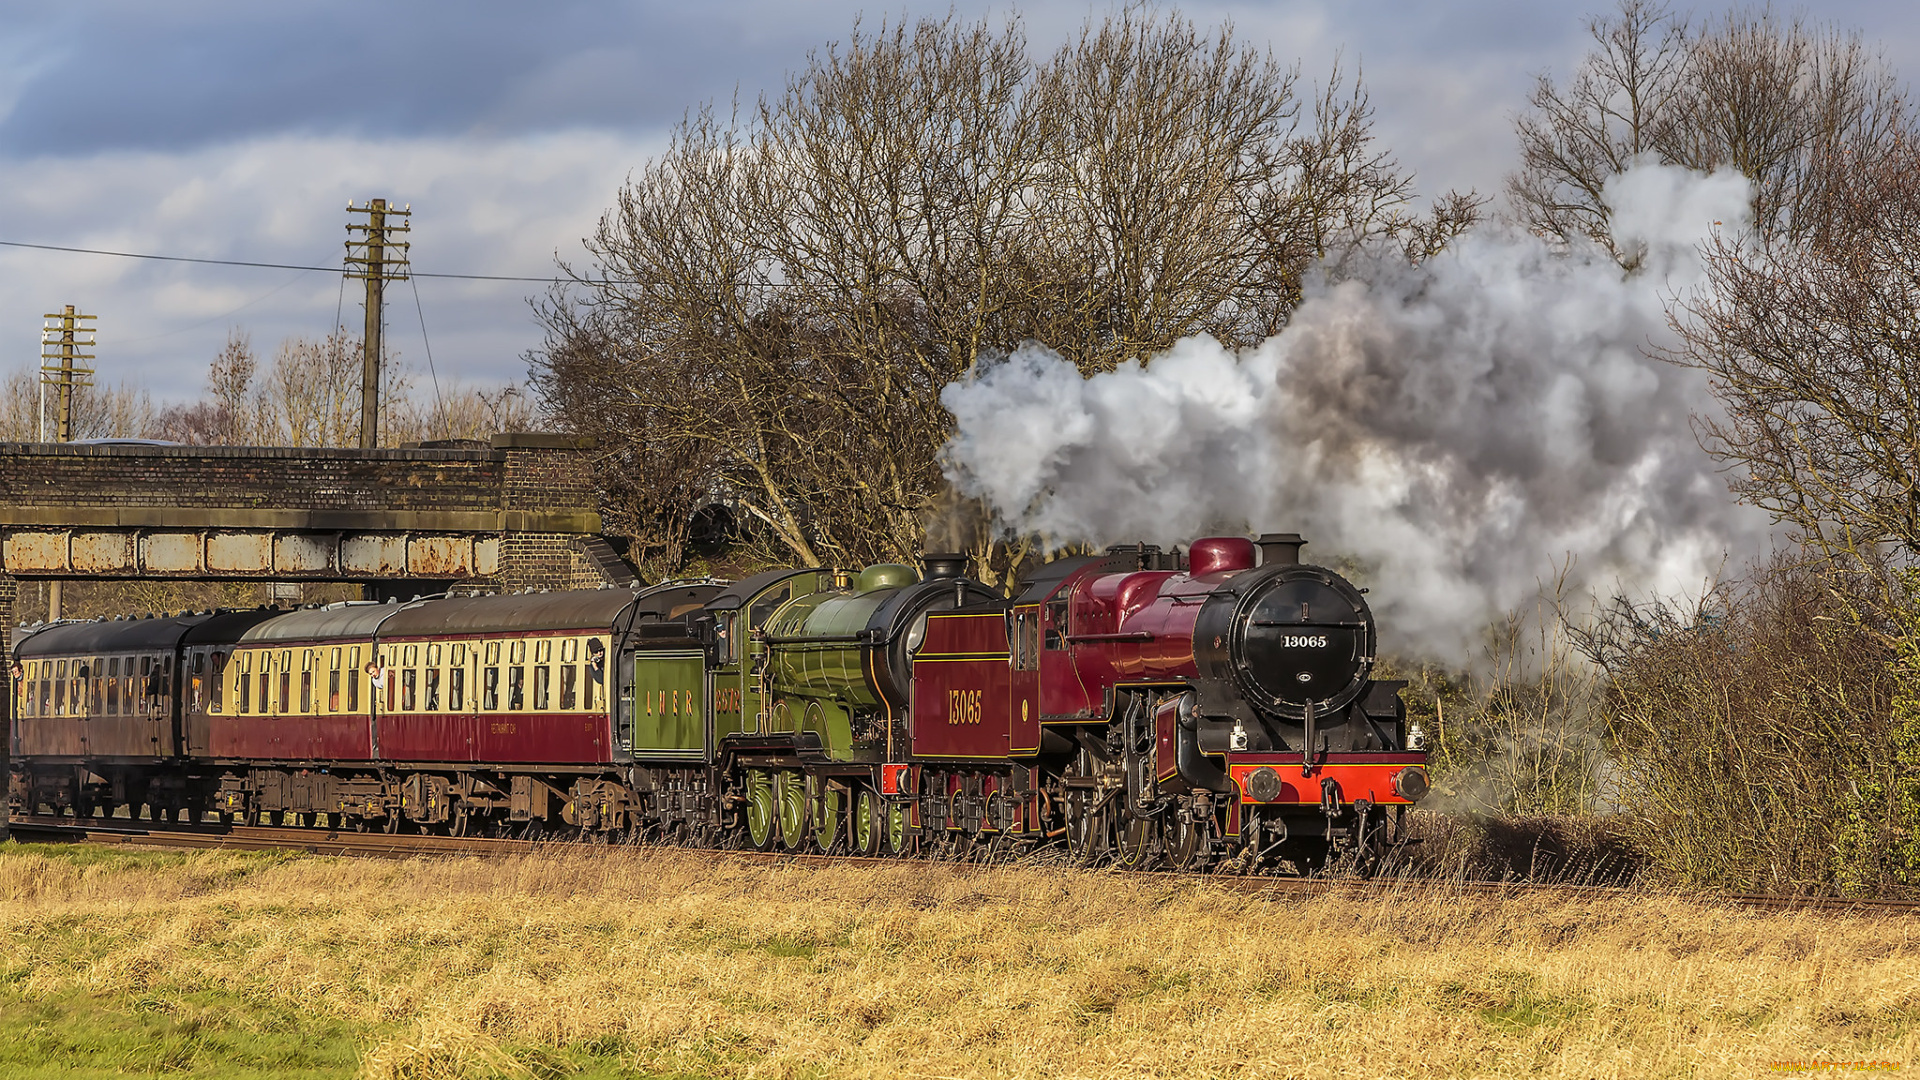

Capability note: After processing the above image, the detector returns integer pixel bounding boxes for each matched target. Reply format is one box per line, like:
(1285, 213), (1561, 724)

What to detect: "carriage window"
(422, 644), (443, 711)
(298, 650), (312, 713)
(236, 650), (252, 714)
(346, 647), (361, 712)
(561, 638), (578, 663)
(38, 664), (52, 716)
(189, 653), (205, 710)
(86, 662), (100, 715)
(401, 665), (417, 712)
(482, 665), (499, 710)
(507, 665), (525, 711)
(105, 657), (120, 715)
(260, 651), (275, 713)
(510, 640), (526, 665)
(449, 664), (466, 711)
(210, 652), (228, 713)
(588, 640), (607, 710)
(535, 639), (551, 664)
(560, 665), (578, 710)
(586, 638), (606, 686)
(532, 664), (550, 710)
(54, 660), (67, 715)
(327, 650), (341, 712)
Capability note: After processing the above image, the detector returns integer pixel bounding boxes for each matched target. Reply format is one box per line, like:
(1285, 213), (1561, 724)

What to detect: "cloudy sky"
(2, 0), (1915, 412)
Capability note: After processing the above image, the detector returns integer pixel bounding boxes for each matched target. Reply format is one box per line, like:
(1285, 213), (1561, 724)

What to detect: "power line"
(0, 238), (561, 282)
(410, 271), (447, 434)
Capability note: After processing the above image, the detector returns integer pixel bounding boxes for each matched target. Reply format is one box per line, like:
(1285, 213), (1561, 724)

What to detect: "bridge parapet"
(0, 433), (625, 606)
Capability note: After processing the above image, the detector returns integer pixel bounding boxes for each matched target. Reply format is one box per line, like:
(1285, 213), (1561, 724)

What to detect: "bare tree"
(416, 382), (538, 442)
(0, 367), (155, 441)
(1668, 129), (1920, 561)
(257, 330), (374, 447)
(1509, 0), (1909, 258)
(534, 8), (1470, 572)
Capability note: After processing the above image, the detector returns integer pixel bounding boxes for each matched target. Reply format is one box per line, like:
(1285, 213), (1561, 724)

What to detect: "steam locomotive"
(7, 533), (1427, 872)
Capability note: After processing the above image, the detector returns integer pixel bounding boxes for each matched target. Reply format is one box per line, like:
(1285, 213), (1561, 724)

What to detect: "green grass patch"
(0, 987), (377, 1079)
(1, 841), (299, 883)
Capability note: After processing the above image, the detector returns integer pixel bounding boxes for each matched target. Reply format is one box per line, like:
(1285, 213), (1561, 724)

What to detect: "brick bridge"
(0, 433), (635, 638)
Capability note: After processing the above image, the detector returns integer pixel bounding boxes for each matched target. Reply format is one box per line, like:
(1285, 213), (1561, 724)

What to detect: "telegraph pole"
(345, 199), (410, 449)
(39, 306), (95, 622)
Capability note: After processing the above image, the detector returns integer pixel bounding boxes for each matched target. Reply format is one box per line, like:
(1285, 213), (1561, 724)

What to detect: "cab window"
(1045, 599), (1069, 650)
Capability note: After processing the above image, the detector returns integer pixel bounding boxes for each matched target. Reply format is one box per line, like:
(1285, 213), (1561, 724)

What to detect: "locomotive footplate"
(1227, 751), (1428, 807)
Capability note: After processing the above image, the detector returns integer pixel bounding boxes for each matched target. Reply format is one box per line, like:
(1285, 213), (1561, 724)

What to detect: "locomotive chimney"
(1256, 533), (1306, 566)
(921, 552), (967, 580)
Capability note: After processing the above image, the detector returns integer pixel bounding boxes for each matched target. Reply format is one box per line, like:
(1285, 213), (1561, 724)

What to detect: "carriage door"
(142, 655), (168, 755)
(183, 649), (208, 756)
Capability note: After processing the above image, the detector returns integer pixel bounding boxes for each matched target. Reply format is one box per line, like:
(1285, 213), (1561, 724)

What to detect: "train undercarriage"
(10, 714), (1402, 876)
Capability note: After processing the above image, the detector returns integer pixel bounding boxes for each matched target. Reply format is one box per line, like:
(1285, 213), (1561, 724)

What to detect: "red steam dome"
(1188, 536), (1257, 577)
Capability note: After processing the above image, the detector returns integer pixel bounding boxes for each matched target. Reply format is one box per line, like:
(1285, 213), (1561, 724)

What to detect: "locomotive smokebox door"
(1208, 564), (1376, 722)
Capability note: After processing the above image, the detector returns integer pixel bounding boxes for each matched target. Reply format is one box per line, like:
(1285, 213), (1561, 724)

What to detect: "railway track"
(9, 813), (1918, 916)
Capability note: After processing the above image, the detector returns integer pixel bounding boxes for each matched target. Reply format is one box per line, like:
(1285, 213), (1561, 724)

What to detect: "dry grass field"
(1, 841), (1915, 1080)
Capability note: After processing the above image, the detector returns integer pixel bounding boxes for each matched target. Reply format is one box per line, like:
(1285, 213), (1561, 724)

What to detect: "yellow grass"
(2, 841), (1917, 1079)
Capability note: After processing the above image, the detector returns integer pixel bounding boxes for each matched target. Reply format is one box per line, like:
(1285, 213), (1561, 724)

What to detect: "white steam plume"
(940, 164), (1773, 661)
